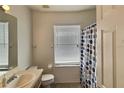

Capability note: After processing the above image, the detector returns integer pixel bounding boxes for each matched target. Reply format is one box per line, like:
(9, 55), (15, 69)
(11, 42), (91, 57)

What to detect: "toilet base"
(41, 79), (54, 88)
(41, 84), (51, 88)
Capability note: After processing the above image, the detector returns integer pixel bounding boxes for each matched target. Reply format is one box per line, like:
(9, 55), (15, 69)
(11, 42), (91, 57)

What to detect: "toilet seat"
(42, 74), (54, 81)
(41, 74), (55, 88)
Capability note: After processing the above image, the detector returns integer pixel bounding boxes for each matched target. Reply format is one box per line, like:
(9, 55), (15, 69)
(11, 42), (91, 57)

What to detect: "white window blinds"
(54, 25), (80, 65)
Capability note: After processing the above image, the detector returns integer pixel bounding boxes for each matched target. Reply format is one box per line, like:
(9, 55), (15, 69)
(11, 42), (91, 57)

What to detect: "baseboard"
(55, 81), (80, 84)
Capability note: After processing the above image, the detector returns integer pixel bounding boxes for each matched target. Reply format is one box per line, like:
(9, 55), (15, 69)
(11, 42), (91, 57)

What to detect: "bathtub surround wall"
(8, 6), (32, 69)
(32, 9), (96, 83)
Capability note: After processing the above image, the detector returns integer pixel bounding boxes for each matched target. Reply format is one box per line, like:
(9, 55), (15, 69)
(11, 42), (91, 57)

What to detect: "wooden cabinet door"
(102, 30), (116, 88)
(97, 5), (124, 88)
(96, 5), (116, 87)
(115, 7), (124, 87)
(101, 13), (116, 88)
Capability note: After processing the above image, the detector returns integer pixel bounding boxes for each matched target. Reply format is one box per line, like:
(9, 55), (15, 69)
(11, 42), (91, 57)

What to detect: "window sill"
(55, 64), (80, 67)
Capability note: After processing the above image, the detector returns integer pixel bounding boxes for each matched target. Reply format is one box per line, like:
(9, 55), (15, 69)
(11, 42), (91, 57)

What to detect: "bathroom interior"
(0, 5), (124, 88)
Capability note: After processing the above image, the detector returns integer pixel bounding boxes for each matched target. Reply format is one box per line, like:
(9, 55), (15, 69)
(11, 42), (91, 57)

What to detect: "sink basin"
(6, 73), (35, 88)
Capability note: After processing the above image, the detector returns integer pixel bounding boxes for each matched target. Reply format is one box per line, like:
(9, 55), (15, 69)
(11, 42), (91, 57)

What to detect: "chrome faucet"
(1, 73), (19, 87)
(6, 74), (18, 84)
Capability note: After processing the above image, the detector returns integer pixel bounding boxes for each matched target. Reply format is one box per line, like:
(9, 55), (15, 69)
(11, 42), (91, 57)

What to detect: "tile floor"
(51, 83), (81, 88)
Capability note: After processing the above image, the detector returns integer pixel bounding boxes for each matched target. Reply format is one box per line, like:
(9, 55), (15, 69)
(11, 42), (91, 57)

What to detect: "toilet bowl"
(41, 74), (54, 88)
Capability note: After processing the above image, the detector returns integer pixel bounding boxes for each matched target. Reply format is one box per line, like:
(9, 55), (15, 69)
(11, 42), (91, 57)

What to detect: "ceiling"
(28, 5), (96, 12)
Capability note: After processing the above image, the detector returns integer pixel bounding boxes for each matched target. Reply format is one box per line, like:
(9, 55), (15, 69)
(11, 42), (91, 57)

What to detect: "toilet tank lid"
(42, 74), (54, 81)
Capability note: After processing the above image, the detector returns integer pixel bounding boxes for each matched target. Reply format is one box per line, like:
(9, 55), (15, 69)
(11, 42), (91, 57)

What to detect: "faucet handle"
(6, 73), (19, 84)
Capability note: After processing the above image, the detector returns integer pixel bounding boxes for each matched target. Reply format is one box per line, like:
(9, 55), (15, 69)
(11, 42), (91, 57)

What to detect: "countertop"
(0, 66), (44, 88)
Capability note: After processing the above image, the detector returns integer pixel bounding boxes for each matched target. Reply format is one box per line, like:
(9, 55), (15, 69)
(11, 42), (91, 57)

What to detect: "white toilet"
(41, 74), (54, 88)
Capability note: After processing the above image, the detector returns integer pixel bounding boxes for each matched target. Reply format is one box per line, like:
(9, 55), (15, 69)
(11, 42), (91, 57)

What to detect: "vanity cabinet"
(96, 5), (124, 88)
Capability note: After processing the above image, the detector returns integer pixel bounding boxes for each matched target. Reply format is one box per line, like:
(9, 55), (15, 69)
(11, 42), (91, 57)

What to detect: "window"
(54, 25), (80, 66)
(0, 22), (9, 68)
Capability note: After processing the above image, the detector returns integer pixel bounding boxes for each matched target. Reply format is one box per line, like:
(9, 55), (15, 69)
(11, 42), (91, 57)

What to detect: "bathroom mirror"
(0, 7), (17, 73)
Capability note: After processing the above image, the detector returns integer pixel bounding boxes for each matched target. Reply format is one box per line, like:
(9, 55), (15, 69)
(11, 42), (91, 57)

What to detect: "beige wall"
(32, 9), (96, 83)
(54, 66), (80, 83)
(8, 6), (32, 69)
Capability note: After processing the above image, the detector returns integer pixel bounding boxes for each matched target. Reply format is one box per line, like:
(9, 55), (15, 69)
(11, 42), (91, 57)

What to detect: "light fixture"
(2, 5), (10, 11)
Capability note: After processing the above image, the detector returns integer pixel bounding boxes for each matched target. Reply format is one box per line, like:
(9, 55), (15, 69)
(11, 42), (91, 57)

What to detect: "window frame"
(54, 25), (81, 66)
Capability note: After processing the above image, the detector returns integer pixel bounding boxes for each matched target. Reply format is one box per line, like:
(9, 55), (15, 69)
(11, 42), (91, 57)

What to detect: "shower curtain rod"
(82, 23), (96, 31)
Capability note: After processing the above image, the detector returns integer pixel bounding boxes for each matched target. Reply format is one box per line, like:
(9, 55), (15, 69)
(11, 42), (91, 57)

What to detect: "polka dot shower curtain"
(80, 23), (97, 88)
